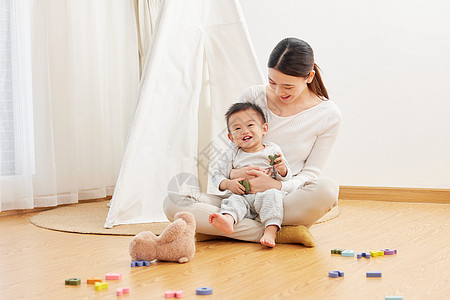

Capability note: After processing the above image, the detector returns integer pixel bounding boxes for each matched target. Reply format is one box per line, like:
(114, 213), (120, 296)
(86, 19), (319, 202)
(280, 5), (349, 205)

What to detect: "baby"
(210, 102), (291, 247)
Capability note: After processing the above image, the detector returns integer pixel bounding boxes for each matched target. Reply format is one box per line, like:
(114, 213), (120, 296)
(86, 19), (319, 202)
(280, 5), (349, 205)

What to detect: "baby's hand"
(224, 178), (247, 195)
(271, 153), (287, 177)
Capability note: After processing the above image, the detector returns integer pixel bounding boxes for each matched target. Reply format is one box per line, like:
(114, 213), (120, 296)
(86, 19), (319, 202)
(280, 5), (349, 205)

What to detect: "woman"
(163, 37), (341, 246)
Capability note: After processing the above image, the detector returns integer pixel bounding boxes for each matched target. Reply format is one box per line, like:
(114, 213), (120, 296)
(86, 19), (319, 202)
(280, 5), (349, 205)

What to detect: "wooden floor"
(0, 200), (449, 299)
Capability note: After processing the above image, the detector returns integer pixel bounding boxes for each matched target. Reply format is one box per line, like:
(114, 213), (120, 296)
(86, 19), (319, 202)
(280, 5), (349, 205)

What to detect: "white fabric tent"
(104, 0), (264, 228)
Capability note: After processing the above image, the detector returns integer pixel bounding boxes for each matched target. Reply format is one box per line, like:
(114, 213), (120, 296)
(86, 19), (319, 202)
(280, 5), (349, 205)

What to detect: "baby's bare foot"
(260, 225), (278, 247)
(209, 213), (234, 234)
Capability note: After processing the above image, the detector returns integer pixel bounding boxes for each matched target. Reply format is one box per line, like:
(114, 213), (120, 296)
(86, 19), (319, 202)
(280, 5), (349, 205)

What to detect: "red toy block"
(105, 273), (122, 280)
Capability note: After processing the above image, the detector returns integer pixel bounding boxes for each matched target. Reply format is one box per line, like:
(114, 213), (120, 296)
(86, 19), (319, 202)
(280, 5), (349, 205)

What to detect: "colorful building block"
(131, 260), (150, 267)
(363, 252), (371, 258)
(105, 273), (122, 280)
(385, 296), (403, 300)
(370, 250), (384, 257)
(95, 282), (108, 290)
(165, 291), (176, 298)
(268, 154), (280, 165)
(65, 278), (81, 285)
(331, 249), (345, 254)
(196, 287), (213, 295)
(357, 252), (362, 259)
(175, 290), (183, 298)
(366, 271), (382, 277)
(117, 287), (130, 296)
(87, 277), (102, 284)
(341, 250), (355, 257)
(328, 271), (339, 278)
(329, 270), (344, 278)
(382, 249), (397, 255)
(238, 180), (250, 192)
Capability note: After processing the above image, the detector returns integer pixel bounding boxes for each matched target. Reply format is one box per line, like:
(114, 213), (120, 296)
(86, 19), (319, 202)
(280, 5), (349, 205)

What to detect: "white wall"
(240, 0), (450, 188)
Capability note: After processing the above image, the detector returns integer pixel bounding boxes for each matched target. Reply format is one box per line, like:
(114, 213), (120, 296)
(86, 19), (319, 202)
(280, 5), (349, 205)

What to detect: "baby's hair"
(225, 102), (267, 132)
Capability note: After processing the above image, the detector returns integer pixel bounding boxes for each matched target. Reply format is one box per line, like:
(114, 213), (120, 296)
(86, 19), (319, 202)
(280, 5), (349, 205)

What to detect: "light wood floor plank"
(0, 200), (449, 299)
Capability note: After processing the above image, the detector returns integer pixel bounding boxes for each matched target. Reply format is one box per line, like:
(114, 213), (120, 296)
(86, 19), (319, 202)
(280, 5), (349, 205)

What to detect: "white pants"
(220, 188), (287, 229)
(163, 177), (339, 243)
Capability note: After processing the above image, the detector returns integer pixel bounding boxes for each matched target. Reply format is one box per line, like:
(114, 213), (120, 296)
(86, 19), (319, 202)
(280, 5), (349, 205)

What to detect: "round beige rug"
(29, 200), (340, 236)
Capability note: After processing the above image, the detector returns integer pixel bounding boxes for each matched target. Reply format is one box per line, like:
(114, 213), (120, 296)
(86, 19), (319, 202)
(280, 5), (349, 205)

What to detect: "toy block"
(117, 287), (130, 296)
(196, 287), (213, 295)
(105, 273), (122, 280)
(331, 248), (345, 254)
(357, 252), (362, 259)
(382, 249), (397, 255)
(165, 291), (176, 298)
(370, 250), (384, 257)
(143, 260), (150, 266)
(328, 271), (339, 278)
(366, 271), (382, 277)
(341, 250), (355, 257)
(364, 252), (371, 258)
(87, 277), (102, 284)
(175, 290), (183, 298)
(65, 278), (81, 285)
(385, 296), (403, 300)
(238, 180), (250, 192)
(95, 282), (108, 290)
(330, 270), (344, 277)
(268, 154), (280, 166)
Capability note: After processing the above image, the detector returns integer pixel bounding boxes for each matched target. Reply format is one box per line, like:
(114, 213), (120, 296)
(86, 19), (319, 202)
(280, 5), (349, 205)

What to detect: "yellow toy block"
(95, 282), (108, 290)
(369, 250), (384, 257)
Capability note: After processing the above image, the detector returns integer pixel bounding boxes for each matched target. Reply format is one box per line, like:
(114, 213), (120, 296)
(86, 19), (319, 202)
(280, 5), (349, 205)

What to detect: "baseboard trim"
(339, 186), (450, 204)
(0, 197), (111, 218)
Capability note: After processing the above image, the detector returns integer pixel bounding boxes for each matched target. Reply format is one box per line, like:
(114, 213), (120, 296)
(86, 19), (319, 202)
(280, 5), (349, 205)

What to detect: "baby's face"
(227, 109), (268, 152)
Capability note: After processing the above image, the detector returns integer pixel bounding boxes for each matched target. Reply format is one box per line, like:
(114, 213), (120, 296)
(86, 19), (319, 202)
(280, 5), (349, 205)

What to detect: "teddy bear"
(129, 211), (196, 263)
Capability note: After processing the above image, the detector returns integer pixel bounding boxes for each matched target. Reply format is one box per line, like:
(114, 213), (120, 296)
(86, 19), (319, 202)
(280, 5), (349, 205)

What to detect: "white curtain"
(0, 0), (139, 211)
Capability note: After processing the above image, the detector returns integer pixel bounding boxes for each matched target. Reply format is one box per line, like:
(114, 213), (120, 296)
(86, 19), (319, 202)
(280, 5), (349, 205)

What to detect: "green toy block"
(239, 180), (250, 192)
(65, 278), (81, 285)
(268, 154), (280, 166)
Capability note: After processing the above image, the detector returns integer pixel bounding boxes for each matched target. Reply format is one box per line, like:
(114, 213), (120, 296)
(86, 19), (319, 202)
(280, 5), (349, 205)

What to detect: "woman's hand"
(230, 166), (263, 180)
(246, 169), (282, 194)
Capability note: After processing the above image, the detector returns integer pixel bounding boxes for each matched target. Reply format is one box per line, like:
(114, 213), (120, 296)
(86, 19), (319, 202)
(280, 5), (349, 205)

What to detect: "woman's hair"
(225, 102), (267, 132)
(268, 37), (329, 99)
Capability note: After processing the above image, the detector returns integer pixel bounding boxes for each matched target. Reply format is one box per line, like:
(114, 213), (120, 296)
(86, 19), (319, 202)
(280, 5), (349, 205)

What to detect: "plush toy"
(129, 212), (196, 263)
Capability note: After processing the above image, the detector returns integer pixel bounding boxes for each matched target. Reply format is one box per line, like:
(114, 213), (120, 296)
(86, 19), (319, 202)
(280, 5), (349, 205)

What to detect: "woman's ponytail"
(309, 63), (329, 100)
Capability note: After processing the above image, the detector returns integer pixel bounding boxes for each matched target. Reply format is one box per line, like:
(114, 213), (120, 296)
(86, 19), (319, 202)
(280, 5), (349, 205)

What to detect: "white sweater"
(238, 85), (341, 193)
(211, 142), (292, 190)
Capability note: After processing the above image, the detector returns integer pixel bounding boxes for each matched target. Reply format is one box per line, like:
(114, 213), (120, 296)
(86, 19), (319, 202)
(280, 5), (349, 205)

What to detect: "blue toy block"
(385, 296), (403, 300)
(366, 271), (382, 277)
(364, 252), (371, 258)
(328, 271), (339, 278)
(357, 252), (362, 259)
(337, 271), (344, 277)
(196, 287), (213, 295)
(341, 250), (355, 257)
(131, 260), (150, 267)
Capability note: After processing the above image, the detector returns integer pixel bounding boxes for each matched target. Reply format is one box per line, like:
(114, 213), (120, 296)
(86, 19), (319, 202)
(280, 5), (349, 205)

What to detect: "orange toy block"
(87, 277), (102, 284)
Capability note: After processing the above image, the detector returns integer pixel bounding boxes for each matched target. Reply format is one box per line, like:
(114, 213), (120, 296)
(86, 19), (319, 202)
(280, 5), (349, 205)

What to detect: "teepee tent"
(104, 0), (264, 228)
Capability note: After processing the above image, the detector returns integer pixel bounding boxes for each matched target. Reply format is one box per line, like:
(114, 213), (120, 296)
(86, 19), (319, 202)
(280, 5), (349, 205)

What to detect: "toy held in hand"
(268, 154), (280, 166)
(129, 212), (196, 263)
(238, 179), (251, 192)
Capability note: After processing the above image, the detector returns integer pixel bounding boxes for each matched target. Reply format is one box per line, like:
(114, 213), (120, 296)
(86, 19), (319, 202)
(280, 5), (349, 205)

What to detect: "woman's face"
(268, 68), (314, 104)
